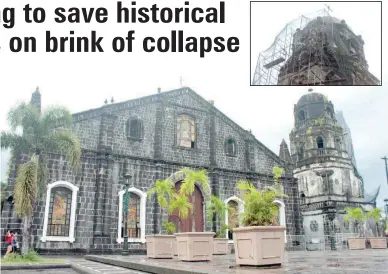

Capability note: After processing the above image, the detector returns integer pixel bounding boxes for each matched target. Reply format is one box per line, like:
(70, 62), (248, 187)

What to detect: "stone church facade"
(1, 87), (304, 254)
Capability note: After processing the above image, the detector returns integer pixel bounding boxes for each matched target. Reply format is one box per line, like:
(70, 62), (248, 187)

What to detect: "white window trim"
(117, 187), (147, 244)
(41, 181), (79, 243)
(274, 199), (287, 243)
(225, 196), (244, 243)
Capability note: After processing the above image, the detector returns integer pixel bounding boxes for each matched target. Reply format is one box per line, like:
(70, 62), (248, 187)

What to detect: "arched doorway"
(224, 196), (244, 242)
(227, 200), (239, 240)
(274, 199), (287, 243)
(168, 181), (204, 232)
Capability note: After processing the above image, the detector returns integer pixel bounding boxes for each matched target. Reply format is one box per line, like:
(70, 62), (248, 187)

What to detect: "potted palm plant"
(366, 208), (387, 249)
(232, 166), (286, 267)
(206, 195), (229, 255)
(345, 207), (366, 250)
(146, 179), (177, 258)
(174, 168), (215, 261)
(168, 193), (192, 256)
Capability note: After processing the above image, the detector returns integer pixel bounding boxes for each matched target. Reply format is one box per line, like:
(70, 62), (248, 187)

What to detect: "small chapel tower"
(289, 89), (365, 237)
(30, 86), (41, 113)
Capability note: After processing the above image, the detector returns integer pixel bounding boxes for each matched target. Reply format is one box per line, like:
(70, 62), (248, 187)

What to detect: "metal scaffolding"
(252, 9), (380, 86)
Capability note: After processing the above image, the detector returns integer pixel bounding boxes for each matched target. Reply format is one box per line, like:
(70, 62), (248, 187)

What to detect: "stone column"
(209, 170), (219, 232)
(93, 113), (117, 240)
(153, 93), (165, 161)
(245, 131), (255, 172)
(208, 102), (219, 232)
(103, 157), (117, 236)
(152, 92), (165, 234)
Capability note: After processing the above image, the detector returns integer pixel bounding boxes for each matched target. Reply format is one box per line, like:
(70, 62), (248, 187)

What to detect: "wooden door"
(168, 181), (204, 232)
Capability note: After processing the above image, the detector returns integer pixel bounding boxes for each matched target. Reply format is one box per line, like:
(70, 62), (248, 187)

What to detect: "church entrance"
(168, 181), (204, 232)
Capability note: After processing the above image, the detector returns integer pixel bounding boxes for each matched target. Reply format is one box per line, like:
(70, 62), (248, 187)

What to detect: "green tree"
(344, 207), (366, 237)
(147, 179), (175, 234)
(168, 193), (192, 230)
(179, 168), (210, 232)
(1, 102), (81, 255)
(1, 181), (8, 212)
(366, 208), (382, 237)
(206, 195), (230, 238)
(237, 179), (286, 227)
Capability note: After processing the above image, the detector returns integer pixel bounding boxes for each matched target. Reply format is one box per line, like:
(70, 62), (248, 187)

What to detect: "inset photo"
(250, 1), (382, 86)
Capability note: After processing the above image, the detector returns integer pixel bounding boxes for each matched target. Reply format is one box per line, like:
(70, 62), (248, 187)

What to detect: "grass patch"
(1, 250), (66, 264)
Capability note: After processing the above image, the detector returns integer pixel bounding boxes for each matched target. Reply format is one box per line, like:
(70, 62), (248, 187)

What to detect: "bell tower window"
(317, 136), (324, 149)
(298, 110), (306, 125)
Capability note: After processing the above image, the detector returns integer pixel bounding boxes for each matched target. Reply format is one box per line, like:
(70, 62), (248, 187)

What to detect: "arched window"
(225, 138), (237, 156)
(176, 115), (196, 148)
(47, 187), (72, 236)
(298, 143), (304, 160)
(298, 110), (306, 123)
(316, 136), (324, 149)
(123, 193), (141, 238)
(300, 192), (306, 204)
(126, 119), (143, 140)
(117, 187), (146, 243)
(41, 181), (79, 242)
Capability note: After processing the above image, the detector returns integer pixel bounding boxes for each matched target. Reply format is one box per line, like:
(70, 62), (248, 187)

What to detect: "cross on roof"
(325, 4), (333, 15)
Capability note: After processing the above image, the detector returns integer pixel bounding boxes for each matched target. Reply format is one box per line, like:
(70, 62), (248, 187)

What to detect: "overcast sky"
(0, 0), (387, 209)
(251, 1), (382, 82)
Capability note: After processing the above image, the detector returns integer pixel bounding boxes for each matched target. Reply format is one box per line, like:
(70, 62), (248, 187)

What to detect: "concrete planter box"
(213, 238), (228, 255)
(175, 232), (215, 261)
(146, 235), (175, 258)
(347, 237), (366, 250)
(369, 237), (387, 249)
(233, 226), (286, 266)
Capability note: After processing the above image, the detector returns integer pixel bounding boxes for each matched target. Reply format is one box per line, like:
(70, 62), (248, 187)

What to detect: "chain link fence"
(286, 233), (358, 251)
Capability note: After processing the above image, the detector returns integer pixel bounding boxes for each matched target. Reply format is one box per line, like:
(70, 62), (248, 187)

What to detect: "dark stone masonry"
(1, 87), (303, 254)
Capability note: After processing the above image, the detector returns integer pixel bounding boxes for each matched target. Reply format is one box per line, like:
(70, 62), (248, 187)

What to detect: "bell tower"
(290, 89), (365, 238)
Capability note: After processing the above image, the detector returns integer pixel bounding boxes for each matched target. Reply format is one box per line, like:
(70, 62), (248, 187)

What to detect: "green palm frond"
(147, 179), (174, 208)
(40, 106), (73, 132)
(1, 182), (8, 204)
(14, 157), (38, 217)
(7, 103), (40, 132)
(180, 168), (210, 196)
(162, 221), (176, 235)
(366, 208), (381, 223)
(344, 207), (366, 223)
(272, 166), (284, 184)
(168, 193), (192, 219)
(44, 130), (81, 168)
(236, 180), (255, 200)
(206, 195), (226, 221)
(236, 179), (283, 226)
(36, 155), (48, 197)
(0, 132), (30, 151)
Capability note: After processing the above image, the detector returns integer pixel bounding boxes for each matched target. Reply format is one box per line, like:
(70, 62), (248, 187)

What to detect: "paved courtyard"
(84, 249), (388, 274)
(1, 270), (78, 274)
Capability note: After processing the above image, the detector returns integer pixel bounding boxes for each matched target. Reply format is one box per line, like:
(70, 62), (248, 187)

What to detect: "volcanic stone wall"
(1, 88), (303, 254)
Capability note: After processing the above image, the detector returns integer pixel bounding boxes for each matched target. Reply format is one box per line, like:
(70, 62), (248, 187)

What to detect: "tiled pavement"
(84, 249), (388, 274)
(1, 269), (78, 274)
(69, 257), (147, 274)
(3, 250), (388, 274)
